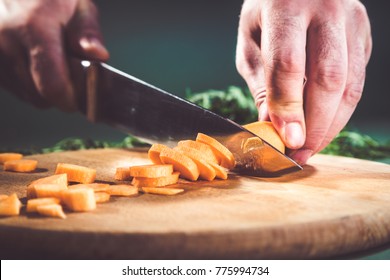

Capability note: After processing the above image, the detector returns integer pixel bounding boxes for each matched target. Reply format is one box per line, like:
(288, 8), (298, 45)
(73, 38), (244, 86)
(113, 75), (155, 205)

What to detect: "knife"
(71, 59), (302, 176)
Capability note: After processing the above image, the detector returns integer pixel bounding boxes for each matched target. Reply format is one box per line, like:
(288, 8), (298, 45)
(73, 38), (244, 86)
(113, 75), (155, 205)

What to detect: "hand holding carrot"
(0, 0), (109, 111)
(236, 0), (372, 164)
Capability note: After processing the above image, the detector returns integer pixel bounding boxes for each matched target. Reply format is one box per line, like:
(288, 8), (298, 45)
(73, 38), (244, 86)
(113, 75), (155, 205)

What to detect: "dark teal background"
(0, 0), (389, 149)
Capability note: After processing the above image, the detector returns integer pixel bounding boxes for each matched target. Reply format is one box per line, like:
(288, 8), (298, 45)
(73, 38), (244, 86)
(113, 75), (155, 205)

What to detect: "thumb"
(66, 0), (109, 61)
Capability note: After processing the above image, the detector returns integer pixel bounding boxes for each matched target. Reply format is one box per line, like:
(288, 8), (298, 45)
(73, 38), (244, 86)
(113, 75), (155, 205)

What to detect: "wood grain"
(1, 148), (390, 259)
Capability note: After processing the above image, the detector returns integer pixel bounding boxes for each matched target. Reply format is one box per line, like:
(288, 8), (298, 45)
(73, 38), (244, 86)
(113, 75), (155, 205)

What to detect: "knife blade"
(73, 59), (302, 176)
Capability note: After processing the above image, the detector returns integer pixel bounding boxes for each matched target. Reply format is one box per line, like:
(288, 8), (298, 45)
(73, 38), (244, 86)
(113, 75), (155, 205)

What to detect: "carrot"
(159, 146), (199, 181)
(26, 197), (61, 213)
(108, 184), (138, 197)
(141, 187), (184, 196)
(0, 153), (23, 164)
(36, 204), (66, 219)
(68, 183), (110, 193)
(196, 133), (235, 169)
(132, 172), (180, 188)
(61, 188), (96, 212)
(244, 121), (285, 153)
(0, 193), (22, 216)
(209, 162), (228, 180)
(94, 192), (111, 203)
(129, 164), (173, 178)
(3, 159), (37, 172)
(114, 167), (132, 181)
(0, 194), (8, 201)
(34, 184), (68, 200)
(177, 140), (219, 164)
(27, 173), (68, 199)
(148, 143), (166, 164)
(174, 146), (216, 181)
(55, 163), (96, 184)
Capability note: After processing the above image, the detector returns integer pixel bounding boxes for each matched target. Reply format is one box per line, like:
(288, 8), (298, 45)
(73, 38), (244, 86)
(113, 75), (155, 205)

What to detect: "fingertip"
(284, 122), (305, 149)
(289, 148), (313, 166)
(79, 37), (109, 61)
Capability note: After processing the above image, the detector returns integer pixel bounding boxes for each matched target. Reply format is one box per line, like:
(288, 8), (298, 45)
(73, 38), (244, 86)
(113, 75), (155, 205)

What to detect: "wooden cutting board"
(1, 148), (390, 259)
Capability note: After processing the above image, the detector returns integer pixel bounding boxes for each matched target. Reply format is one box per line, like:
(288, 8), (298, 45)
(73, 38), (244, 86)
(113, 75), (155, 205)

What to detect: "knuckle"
(343, 83), (363, 107)
(313, 64), (346, 92)
(266, 50), (305, 78)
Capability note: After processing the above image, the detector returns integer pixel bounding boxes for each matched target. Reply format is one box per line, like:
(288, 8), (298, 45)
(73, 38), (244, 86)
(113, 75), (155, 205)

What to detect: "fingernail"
(80, 37), (109, 60)
(290, 149), (313, 165)
(285, 122), (304, 149)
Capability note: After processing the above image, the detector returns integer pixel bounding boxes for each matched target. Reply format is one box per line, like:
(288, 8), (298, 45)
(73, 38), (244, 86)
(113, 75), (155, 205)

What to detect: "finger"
(235, 0), (267, 120)
(316, 5), (372, 153)
(22, 21), (77, 111)
(261, 8), (307, 149)
(292, 19), (348, 164)
(66, 0), (109, 61)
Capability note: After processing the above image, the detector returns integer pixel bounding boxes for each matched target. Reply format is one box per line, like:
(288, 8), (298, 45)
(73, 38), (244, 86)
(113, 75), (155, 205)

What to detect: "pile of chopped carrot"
(0, 132), (235, 219)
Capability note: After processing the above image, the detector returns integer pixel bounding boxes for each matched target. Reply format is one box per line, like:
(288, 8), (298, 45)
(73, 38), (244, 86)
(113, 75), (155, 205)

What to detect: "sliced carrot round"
(159, 147), (199, 181)
(244, 121), (285, 153)
(209, 162), (228, 180)
(174, 146), (216, 181)
(0, 153), (23, 164)
(132, 172), (180, 188)
(196, 133), (235, 169)
(3, 159), (37, 172)
(148, 143), (167, 164)
(177, 140), (219, 164)
(55, 163), (96, 184)
(129, 164), (173, 178)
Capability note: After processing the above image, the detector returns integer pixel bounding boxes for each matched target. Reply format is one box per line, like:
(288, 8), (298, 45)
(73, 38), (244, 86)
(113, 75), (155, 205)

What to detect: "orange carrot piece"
(132, 172), (180, 188)
(129, 164), (173, 178)
(0, 193), (22, 216)
(159, 147), (199, 181)
(61, 188), (96, 212)
(196, 133), (235, 169)
(94, 192), (111, 203)
(174, 146), (216, 181)
(0, 153), (23, 164)
(55, 163), (96, 184)
(26, 197), (61, 213)
(141, 187), (184, 196)
(244, 121), (285, 153)
(177, 140), (219, 164)
(114, 167), (132, 181)
(27, 173), (68, 199)
(36, 204), (66, 219)
(3, 159), (37, 172)
(148, 143), (167, 164)
(34, 184), (68, 200)
(68, 183), (110, 193)
(209, 162), (228, 180)
(108, 184), (139, 197)
(0, 194), (8, 201)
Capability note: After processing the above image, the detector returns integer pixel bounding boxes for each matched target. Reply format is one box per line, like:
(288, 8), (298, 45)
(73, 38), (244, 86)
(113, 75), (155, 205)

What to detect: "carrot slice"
(36, 204), (66, 219)
(27, 173), (68, 199)
(0, 153), (23, 164)
(68, 183), (110, 193)
(0, 194), (8, 201)
(141, 187), (184, 196)
(26, 197), (61, 213)
(114, 167), (132, 181)
(244, 121), (285, 153)
(177, 140), (219, 164)
(3, 159), (37, 172)
(209, 162), (228, 180)
(159, 147), (199, 181)
(174, 146), (216, 181)
(129, 164), (173, 178)
(132, 172), (180, 188)
(55, 163), (96, 184)
(61, 188), (96, 212)
(108, 184), (138, 197)
(148, 143), (166, 164)
(94, 192), (111, 203)
(34, 184), (68, 200)
(196, 133), (235, 169)
(0, 193), (22, 216)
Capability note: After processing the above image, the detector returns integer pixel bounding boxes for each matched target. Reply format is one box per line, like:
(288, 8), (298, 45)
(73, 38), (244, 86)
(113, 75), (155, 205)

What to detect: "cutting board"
(1, 148), (390, 259)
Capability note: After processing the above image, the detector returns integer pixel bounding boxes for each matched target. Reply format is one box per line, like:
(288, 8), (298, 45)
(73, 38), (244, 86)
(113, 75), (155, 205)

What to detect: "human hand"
(0, 0), (109, 111)
(236, 0), (372, 164)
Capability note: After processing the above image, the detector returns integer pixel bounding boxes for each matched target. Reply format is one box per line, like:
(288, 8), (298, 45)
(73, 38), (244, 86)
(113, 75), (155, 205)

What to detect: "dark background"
(0, 0), (389, 150)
